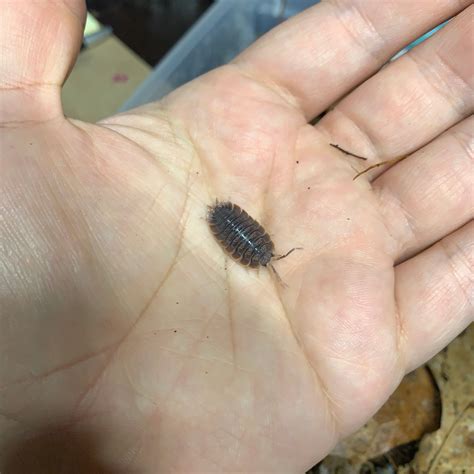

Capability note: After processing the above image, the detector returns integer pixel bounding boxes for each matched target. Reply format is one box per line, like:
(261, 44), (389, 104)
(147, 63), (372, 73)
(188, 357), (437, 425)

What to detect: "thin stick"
(330, 143), (368, 160)
(353, 155), (407, 180)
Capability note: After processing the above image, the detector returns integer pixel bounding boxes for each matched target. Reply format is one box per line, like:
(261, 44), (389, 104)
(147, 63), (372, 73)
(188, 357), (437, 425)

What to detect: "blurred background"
(64, 0), (445, 121)
(86, 0), (214, 65)
(63, 0), (318, 121)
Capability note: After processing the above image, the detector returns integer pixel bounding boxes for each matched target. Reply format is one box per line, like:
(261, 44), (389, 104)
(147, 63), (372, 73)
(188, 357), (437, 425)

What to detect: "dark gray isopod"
(207, 201), (299, 282)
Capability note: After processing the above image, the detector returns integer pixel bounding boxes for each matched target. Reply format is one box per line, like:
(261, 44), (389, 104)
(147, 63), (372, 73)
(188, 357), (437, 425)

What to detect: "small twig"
(330, 143), (368, 160)
(330, 143), (409, 180)
(352, 155), (407, 180)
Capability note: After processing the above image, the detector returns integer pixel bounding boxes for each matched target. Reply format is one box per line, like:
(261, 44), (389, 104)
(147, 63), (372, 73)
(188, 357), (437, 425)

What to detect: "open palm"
(1, 1), (472, 472)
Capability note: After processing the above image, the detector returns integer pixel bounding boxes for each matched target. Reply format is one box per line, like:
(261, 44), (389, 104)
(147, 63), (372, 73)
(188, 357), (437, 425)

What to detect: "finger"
(234, 0), (470, 119)
(396, 221), (473, 372)
(374, 116), (473, 262)
(318, 5), (474, 179)
(0, 0), (86, 123)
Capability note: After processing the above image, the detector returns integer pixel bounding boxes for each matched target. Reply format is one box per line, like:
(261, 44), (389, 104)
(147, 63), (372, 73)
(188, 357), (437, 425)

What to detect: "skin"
(0, 0), (472, 472)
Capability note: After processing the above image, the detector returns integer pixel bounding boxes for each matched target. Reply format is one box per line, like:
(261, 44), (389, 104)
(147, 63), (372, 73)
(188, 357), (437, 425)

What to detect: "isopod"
(207, 201), (300, 283)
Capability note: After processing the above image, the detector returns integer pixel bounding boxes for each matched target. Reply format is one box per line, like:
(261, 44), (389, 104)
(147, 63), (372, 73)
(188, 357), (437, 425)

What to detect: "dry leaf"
(311, 326), (473, 473)
(401, 326), (473, 474)
(315, 366), (440, 472)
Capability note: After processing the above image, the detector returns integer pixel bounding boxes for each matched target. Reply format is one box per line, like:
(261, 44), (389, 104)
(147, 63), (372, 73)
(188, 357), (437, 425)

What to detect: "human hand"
(1, 1), (472, 472)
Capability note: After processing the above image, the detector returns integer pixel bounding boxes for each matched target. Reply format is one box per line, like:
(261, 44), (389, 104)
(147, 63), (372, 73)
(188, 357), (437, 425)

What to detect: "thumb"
(0, 0), (86, 122)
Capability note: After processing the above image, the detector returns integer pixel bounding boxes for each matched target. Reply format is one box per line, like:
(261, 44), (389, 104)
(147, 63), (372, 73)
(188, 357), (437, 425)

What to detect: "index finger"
(234, 0), (470, 119)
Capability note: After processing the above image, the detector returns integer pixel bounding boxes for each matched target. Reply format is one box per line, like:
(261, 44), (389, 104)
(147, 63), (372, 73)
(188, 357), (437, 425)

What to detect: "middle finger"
(317, 6), (473, 180)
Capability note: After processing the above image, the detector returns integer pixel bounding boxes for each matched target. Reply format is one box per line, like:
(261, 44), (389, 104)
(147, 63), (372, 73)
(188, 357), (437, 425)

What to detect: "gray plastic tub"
(120, 0), (319, 110)
(119, 0), (448, 111)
